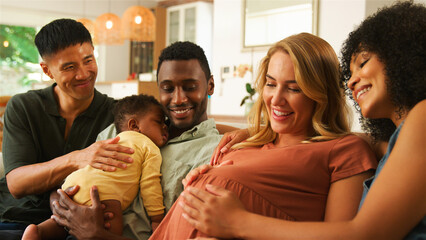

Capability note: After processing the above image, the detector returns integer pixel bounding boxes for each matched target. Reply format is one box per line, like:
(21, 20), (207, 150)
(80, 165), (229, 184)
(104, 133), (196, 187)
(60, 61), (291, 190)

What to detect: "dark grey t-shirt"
(0, 84), (115, 224)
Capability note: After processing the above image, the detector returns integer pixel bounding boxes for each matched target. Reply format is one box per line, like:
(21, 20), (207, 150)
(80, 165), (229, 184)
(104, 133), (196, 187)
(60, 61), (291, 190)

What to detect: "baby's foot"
(22, 224), (41, 240)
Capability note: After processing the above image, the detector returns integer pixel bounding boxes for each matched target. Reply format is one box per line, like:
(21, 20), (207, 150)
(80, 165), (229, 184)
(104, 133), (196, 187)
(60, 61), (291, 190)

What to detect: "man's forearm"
(6, 153), (76, 198)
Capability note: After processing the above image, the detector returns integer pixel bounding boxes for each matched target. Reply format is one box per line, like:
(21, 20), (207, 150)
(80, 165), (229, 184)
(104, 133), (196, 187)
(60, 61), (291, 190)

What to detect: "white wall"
(318, 0), (366, 131)
(318, 0), (365, 54)
(209, 0), (407, 131)
(210, 0), (266, 117)
(99, 42), (131, 82)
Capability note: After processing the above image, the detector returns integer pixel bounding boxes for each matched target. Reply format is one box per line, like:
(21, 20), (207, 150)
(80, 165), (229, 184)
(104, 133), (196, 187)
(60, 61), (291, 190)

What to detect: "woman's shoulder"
(398, 99), (426, 139)
(327, 134), (376, 157)
(326, 134), (371, 149)
(406, 99), (426, 121)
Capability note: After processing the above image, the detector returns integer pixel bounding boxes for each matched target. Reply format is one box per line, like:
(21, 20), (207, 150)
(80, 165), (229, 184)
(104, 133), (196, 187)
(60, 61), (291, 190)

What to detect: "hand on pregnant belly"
(182, 160), (234, 189)
(179, 184), (246, 238)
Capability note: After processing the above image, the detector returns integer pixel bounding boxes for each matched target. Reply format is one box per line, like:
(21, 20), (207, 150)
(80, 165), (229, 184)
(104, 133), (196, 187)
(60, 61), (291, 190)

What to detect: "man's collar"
(167, 118), (216, 143)
(43, 83), (60, 116)
(42, 83), (104, 118)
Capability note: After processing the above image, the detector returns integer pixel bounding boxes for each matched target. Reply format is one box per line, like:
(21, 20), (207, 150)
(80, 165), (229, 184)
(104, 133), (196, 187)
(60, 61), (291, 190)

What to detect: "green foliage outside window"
(0, 24), (40, 87)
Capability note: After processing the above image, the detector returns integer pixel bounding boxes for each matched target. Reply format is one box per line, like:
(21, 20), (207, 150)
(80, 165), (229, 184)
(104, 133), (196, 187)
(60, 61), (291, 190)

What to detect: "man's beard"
(168, 96), (208, 130)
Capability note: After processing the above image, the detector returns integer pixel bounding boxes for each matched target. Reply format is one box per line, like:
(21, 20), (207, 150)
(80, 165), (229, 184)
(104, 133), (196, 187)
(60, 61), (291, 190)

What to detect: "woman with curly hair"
(178, 1), (426, 239)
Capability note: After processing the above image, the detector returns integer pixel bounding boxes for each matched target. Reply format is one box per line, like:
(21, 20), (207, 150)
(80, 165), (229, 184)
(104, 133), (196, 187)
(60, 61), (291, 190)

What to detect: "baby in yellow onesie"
(23, 94), (168, 239)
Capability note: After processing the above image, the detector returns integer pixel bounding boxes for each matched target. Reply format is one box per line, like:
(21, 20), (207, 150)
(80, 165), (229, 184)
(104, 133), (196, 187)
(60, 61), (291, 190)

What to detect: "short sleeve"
(2, 95), (38, 174)
(328, 135), (378, 183)
(96, 123), (117, 141)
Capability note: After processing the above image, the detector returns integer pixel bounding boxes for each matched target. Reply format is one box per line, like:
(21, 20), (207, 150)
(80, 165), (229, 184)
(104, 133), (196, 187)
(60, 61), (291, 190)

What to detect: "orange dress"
(150, 135), (377, 239)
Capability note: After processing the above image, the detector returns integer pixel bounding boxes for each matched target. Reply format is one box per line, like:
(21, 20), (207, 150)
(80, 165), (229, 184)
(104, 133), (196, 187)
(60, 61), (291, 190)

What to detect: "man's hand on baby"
(71, 136), (135, 172)
(63, 185), (79, 198)
(65, 186), (114, 230)
(58, 185), (114, 230)
(103, 211), (114, 229)
(182, 160), (234, 189)
(52, 186), (109, 238)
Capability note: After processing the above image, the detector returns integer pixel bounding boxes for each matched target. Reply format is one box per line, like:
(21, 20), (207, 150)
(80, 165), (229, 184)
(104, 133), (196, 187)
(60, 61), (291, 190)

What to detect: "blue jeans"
(0, 222), (27, 240)
(0, 222), (27, 230)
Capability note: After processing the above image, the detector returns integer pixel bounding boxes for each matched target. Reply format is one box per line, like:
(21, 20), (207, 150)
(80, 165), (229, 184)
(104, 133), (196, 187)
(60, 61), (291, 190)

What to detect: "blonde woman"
(179, 2), (426, 239)
(149, 33), (377, 239)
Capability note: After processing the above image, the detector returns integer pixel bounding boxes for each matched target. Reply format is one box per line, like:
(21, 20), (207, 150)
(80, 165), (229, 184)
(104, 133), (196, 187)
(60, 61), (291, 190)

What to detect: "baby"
(23, 94), (168, 239)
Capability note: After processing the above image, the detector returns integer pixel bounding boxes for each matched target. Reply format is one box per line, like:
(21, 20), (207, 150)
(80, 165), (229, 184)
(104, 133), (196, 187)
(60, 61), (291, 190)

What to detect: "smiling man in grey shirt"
(53, 41), (228, 240)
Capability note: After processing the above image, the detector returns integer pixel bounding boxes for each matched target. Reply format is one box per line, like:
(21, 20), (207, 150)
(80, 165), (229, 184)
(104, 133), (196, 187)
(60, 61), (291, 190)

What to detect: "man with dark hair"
(51, 41), (228, 240)
(157, 41), (211, 81)
(0, 18), (133, 235)
(34, 18), (93, 57)
(156, 41), (214, 139)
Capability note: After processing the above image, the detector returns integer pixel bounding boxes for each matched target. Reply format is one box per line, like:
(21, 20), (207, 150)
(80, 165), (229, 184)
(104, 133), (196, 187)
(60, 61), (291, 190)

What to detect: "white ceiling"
(0, 0), (161, 18)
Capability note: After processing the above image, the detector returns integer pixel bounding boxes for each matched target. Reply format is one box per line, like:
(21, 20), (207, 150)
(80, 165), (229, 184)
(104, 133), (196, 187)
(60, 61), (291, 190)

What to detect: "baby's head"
(113, 94), (168, 147)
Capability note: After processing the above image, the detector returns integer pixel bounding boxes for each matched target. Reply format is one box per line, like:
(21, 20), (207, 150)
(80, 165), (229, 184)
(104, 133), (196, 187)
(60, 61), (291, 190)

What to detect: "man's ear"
(40, 62), (54, 80)
(127, 118), (139, 132)
(207, 75), (215, 96)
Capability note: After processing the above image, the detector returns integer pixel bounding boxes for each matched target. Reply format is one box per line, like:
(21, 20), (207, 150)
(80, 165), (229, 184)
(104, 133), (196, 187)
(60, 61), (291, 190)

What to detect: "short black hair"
(113, 94), (164, 133)
(340, 1), (426, 141)
(157, 41), (211, 81)
(35, 18), (93, 58)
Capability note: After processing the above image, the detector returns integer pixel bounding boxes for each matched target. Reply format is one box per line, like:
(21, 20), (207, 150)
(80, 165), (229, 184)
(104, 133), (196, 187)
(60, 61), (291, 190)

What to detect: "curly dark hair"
(113, 94), (164, 133)
(340, 1), (426, 141)
(157, 41), (211, 81)
(35, 18), (92, 58)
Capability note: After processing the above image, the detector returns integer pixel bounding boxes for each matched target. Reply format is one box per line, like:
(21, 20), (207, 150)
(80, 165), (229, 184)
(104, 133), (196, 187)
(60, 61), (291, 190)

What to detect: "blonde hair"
(234, 33), (350, 149)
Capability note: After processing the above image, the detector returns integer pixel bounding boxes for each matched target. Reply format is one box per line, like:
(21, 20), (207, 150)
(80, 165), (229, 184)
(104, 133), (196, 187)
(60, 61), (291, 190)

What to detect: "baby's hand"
(151, 221), (160, 232)
(150, 213), (164, 232)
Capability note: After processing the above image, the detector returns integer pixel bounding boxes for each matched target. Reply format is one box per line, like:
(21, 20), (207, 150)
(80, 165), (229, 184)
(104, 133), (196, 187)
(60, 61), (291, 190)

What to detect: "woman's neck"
(273, 133), (309, 148)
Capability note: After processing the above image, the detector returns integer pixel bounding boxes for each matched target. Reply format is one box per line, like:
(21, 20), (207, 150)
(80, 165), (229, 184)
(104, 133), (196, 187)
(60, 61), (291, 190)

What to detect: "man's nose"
(76, 66), (90, 80)
(171, 88), (188, 105)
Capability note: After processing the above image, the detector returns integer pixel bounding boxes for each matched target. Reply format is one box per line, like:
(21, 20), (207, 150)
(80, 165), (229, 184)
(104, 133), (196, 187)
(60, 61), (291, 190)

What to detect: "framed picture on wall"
(243, 0), (319, 48)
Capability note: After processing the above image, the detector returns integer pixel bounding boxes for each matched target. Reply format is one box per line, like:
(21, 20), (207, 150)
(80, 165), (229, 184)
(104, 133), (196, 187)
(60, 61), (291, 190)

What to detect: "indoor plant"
(240, 83), (256, 115)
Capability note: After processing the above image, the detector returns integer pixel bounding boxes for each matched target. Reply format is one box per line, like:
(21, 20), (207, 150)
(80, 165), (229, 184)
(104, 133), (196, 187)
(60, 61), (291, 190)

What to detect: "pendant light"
(121, 5), (156, 42)
(95, 0), (123, 45)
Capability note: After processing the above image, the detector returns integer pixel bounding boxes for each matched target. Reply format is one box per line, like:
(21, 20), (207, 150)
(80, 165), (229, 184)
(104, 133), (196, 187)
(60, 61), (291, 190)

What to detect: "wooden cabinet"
(138, 81), (160, 100)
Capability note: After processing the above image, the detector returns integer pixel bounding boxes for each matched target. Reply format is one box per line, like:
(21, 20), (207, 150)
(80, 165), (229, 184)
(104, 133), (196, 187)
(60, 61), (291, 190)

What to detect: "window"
(129, 41), (154, 75)
(0, 24), (42, 96)
(243, 0), (318, 48)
